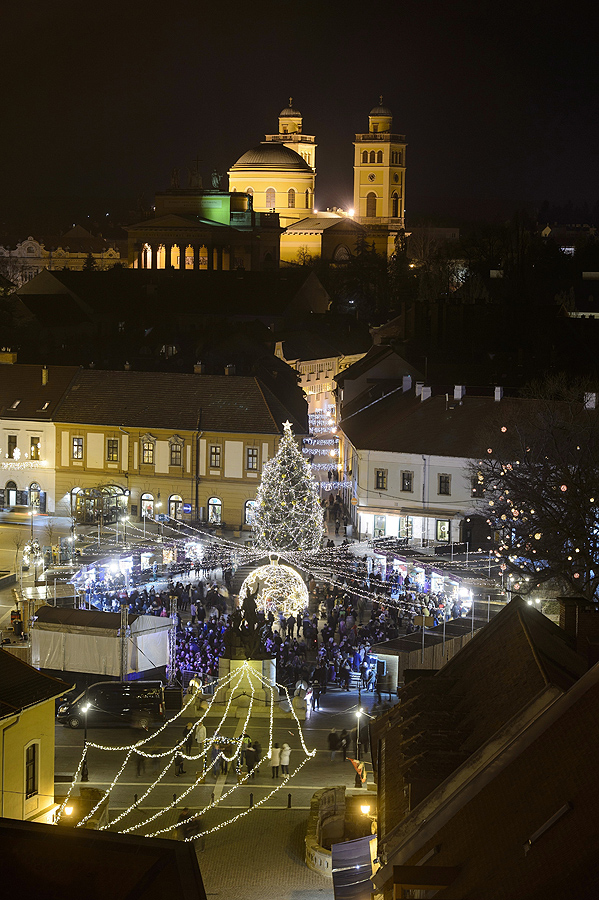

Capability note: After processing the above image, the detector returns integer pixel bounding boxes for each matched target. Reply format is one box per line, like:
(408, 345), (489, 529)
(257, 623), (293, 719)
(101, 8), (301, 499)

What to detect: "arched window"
(265, 188), (276, 209)
(333, 244), (352, 263)
(29, 482), (41, 509)
(169, 494), (183, 519)
(391, 192), (399, 218)
(5, 480), (17, 507)
(397, 151), (402, 165)
(246, 187), (253, 195)
(287, 188), (296, 208)
(369, 151), (376, 163)
(362, 150), (368, 163)
(141, 493), (154, 519)
(305, 189), (310, 208)
(207, 497), (222, 524)
(377, 150), (383, 163)
(244, 499), (256, 525)
(366, 192), (377, 217)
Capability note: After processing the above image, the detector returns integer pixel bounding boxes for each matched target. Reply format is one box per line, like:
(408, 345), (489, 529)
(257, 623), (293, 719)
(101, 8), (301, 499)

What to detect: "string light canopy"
(253, 421), (324, 553)
(239, 554), (309, 616)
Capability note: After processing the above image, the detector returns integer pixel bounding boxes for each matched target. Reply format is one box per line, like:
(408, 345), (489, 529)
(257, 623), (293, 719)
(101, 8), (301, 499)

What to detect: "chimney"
(402, 374), (412, 392)
(224, 364), (236, 376)
(494, 386), (503, 402)
(41, 365), (49, 385)
(454, 385), (465, 400)
(415, 381), (424, 398)
(559, 597), (599, 668)
(584, 392), (597, 409)
(421, 386), (432, 402)
(193, 362), (206, 374)
(124, 361), (131, 371)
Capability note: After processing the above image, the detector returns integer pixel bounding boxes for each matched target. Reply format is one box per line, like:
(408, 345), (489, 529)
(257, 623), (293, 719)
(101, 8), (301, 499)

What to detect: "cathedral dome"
(230, 143), (313, 171)
(280, 104), (301, 117)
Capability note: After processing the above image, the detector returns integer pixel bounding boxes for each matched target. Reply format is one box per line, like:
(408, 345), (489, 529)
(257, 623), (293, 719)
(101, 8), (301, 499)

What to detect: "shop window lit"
(244, 499), (256, 524)
(106, 439), (119, 462)
(401, 471), (413, 492)
(374, 515), (386, 537)
(30, 437), (41, 461)
(246, 447), (258, 471)
(375, 468), (388, 490)
(436, 519), (450, 542)
(208, 496), (222, 524)
(210, 445), (221, 468)
(72, 437), (83, 460)
(438, 474), (451, 495)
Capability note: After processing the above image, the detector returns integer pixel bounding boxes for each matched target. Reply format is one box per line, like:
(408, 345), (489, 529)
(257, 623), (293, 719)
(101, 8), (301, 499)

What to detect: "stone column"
(136, 245), (143, 269)
(193, 246), (199, 270)
(180, 243), (187, 271)
(207, 245), (214, 271)
(151, 244), (158, 269)
(164, 244), (172, 270)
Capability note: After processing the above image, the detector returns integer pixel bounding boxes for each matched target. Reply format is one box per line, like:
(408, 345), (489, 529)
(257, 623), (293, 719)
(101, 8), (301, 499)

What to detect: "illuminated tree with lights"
(253, 421), (324, 553)
(473, 377), (599, 602)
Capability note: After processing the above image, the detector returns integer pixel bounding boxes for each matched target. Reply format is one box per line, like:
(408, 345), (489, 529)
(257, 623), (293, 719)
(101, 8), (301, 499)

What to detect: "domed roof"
(230, 142), (312, 172)
(369, 96), (392, 117)
(279, 97), (301, 117)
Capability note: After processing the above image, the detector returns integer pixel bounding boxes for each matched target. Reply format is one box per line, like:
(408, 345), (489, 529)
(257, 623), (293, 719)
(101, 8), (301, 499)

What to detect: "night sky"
(1, 0), (597, 233)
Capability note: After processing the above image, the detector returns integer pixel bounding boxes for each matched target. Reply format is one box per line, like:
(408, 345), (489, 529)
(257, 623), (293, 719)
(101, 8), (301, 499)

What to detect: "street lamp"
(81, 703), (90, 782)
(356, 708), (363, 762)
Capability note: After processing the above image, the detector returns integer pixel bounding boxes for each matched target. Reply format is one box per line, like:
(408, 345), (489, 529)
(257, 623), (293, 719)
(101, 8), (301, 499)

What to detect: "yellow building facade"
(0, 650), (71, 824)
(228, 101), (316, 229)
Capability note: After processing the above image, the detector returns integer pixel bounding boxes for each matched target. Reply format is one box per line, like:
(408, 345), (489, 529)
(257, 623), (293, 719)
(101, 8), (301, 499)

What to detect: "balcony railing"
(354, 133), (406, 142)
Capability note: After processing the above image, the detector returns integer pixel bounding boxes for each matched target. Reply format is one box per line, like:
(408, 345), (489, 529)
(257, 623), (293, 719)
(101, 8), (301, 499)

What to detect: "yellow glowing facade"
(228, 101), (316, 229)
(353, 100), (406, 239)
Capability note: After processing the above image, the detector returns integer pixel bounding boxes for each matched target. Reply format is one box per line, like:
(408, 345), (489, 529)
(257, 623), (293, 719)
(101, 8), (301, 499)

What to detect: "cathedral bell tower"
(264, 99), (316, 171)
(353, 98), (406, 226)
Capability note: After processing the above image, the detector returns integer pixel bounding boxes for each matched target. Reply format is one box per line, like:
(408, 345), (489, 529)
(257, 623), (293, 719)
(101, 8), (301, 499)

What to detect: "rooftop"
(0, 648), (72, 719)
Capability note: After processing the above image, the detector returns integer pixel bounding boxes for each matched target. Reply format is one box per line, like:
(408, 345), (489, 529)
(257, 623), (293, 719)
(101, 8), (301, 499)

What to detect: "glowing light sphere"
(239, 555), (309, 617)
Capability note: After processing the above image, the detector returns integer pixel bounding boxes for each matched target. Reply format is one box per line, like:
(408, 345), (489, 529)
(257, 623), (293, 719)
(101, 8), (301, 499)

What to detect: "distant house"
(0, 648), (72, 823)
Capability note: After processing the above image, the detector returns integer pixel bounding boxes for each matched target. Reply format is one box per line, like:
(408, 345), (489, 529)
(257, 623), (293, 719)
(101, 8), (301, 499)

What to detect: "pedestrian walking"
(183, 722), (194, 755)
(245, 743), (256, 778)
(174, 751), (187, 776)
(252, 739), (262, 775)
(311, 680), (321, 710)
(270, 742), (281, 778)
(280, 742), (291, 775)
(136, 753), (146, 776)
(328, 727), (339, 761)
(339, 729), (348, 762)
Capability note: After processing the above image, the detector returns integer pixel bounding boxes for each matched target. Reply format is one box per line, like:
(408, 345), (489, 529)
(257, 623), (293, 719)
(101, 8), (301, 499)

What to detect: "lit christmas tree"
(253, 421), (325, 553)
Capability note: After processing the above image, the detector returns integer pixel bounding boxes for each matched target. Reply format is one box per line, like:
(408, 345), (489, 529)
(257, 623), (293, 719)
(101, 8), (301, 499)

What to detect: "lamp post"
(356, 708), (363, 762)
(81, 703), (90, 782)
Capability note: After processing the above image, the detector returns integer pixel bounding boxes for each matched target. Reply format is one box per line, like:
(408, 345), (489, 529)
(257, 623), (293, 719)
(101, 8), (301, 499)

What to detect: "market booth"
(31, 606), (172, 677)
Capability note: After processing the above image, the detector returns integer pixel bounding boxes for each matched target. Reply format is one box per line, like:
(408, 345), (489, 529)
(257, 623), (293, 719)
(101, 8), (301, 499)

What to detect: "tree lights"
(253, 421), (324, 553)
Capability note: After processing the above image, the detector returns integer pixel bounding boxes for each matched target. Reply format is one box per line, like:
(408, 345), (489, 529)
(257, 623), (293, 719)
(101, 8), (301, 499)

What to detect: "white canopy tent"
(31, 607), (172, 677)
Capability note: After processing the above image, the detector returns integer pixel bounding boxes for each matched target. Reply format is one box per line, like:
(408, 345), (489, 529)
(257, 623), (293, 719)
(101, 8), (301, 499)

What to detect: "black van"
(56, 680), (165, 729)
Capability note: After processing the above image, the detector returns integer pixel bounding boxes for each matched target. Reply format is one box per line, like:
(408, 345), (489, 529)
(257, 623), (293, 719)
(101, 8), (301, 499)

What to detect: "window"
(246, 447), (258, 470)
(141, 493), (154, 518)
(106, 439), (119, 462)
(29, 483), (41, 509)
(375, 468), (388, 490)
(142, 441), (154, 465)
(369, 151), (376, 163)
(72, 437), (83, 460)
(265, 188), (276, 209)
(246, 187), (253, 195)
(38, 401), (50, 412)
(25, 743), (38, 799)
(374, 515), (386, 537)
(8, 435), (17, 459)
(287, 188), (296, 208)
(170, 443), (182, 466)
(377, 150), (383, 163)
(244, 499), (256, 525)
(366, 192), (377, 217)
(30, 437), (40, 461)
(169, 494), (183, 519)
(210, 445), (221, 468)
(10, 400), (20, 409)
(207, 496), (222, 524)
(362, 150), (368, 163)
(436, 519), (450, 542)
(438, 474), (451, 495)
(391, 191), (399, 218)
(305, 189), (310, 207)
(401, 471), (413, 492)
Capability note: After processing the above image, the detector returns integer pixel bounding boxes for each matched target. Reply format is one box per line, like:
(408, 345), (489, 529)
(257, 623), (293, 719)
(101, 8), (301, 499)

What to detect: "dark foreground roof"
(54, 369), (304, 433)
(0, 817), (207, 900)
(0, 648), (72, 718)
(34, 606), (140, 630)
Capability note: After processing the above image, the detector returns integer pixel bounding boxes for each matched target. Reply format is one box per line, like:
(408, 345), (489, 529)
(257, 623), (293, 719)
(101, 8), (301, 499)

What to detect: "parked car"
(56, 680), (166, 729)
(0, 505), (33, 524)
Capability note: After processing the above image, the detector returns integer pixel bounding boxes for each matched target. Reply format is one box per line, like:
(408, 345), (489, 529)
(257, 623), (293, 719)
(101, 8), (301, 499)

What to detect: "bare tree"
(13, 532), (25, 572)
(472, 376), (599, 602)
